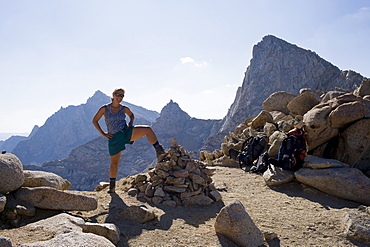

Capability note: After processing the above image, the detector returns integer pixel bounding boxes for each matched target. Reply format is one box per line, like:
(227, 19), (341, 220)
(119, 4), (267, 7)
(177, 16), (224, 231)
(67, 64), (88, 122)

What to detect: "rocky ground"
(0, 166), (366, 247)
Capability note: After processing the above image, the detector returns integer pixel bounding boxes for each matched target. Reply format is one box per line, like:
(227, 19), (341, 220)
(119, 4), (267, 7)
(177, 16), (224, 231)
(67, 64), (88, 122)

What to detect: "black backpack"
(277, 129), (306, 171)
(237, 134), (268, 170)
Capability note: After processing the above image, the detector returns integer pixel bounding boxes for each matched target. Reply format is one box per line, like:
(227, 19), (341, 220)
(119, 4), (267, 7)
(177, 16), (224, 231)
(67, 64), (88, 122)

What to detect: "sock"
(108, 178), (116, 193)
(153, 141), (160, 148)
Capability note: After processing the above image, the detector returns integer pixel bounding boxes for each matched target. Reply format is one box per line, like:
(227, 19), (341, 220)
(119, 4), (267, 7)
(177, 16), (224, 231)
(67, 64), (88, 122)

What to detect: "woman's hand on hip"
(103, 132), (113, 139)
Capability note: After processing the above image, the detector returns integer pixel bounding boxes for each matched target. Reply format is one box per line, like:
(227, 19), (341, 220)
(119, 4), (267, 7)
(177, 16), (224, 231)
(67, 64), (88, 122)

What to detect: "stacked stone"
(129, 138), (221, 207)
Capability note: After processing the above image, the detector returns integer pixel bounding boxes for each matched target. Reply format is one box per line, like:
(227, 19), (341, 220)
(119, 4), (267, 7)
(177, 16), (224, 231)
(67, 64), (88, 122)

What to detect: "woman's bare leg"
(130, 125), (158, 144)
(131, 125), (165, 160)
(109, 152), (122, 178)
(108, 151), (121, 193)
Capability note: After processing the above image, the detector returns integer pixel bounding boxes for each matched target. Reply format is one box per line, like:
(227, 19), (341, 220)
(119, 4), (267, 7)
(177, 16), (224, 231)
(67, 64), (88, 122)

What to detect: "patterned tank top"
(105, 104), (127, 134)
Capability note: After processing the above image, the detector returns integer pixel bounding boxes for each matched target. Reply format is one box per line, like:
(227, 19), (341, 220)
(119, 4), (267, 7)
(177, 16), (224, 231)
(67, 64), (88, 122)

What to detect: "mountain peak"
(86, 90), (110, 105)
(218, 35), (365, 134)
(160, 100), (190, 119)
(91, 90), (108, 99)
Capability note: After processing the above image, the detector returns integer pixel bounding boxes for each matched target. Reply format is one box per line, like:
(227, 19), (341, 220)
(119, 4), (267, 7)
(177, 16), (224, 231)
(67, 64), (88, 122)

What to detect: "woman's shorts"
(108, 126), (134, 156)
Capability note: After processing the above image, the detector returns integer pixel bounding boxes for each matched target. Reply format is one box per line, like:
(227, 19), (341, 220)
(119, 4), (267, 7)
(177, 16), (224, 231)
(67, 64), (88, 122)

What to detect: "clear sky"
(1, 0), (370, 140)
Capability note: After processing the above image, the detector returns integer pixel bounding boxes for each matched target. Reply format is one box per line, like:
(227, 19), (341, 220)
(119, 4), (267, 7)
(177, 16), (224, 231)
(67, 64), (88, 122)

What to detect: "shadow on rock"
(154, 200), (225, 230)
(268, 181), (361, 210)
(216, 233), (281, 247)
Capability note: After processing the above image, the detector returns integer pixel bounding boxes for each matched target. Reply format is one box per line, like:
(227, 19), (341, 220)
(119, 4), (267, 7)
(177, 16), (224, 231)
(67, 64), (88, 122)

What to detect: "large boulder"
(334, 119), (370, 167)
(262, 91), (296, 115)
(21, 232), (115, 247)
(303, 104), (339, 150)
(250, 110), (273, 129)
(0, 153), (24, 194)
(343, 206), (370, 246)
(22, 170), (71, 190)
(321, 91), (346, 103)
(214, 200), (264, 247)
(328, 101), (366, 128)
(354, 79), (370, 97)
(303, 93), (364, 150)
(304, 155), (349, 169)
(21, 213), (85, 234)
(364, 98), (370, 118)
(83, 222), (120, 245)
(14, 187), (98, 211)
(287, 91), (321, 116)
(3, 213), (115, 246)
(295, 168), (370, 205)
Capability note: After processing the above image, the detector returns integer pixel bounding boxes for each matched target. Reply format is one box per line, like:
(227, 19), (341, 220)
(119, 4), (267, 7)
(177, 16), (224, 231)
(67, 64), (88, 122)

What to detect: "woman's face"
(112, 90), (124, 103)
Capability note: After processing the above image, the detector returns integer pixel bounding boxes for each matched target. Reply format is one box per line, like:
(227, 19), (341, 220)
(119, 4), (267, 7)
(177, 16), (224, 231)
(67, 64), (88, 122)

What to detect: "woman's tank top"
(105, 104), (127, 134)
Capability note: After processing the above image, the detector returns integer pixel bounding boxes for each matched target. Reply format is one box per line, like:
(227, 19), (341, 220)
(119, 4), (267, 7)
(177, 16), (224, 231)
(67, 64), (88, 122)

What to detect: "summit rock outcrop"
(206, 35), (365, 150)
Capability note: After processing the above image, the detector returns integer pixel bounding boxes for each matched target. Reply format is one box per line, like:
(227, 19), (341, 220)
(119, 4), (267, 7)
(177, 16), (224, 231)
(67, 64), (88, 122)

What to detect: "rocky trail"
(1, 166), (365, 247)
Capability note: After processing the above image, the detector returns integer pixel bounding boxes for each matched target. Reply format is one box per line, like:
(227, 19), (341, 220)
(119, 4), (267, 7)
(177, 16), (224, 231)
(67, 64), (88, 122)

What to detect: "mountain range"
(9, 91), (158, 165)
(2, 35), (367, 190)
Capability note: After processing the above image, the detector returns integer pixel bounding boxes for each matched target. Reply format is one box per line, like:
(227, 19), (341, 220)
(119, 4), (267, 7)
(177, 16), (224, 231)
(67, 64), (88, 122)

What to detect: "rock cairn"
(128, 138), (221, 207)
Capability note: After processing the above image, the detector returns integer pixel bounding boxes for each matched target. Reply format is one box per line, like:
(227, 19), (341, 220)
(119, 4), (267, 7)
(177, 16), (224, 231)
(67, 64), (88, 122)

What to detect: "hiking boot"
(229, 148), (240, 160)
(155, 144), (166, 161)
(108, 181), (116, 193)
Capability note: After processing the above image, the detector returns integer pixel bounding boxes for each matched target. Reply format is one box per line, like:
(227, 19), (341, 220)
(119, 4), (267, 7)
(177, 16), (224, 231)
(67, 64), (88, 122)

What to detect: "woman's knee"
(131, 126), (152, 140)
(110, 153), (121, 166)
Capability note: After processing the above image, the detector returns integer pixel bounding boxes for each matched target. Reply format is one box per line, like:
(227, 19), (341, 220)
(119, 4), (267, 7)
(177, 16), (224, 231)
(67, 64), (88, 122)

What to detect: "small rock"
(120, 206), (156, 223)
(154, 187), (166, 197)
(0, 237), (12, 247)
(94, 182), (110, 191)
(182, 194), (214, 207)
(162, 200), (177, 207)
(83, 222), (120, 245)
(209, 190), (222, 202)
(263, 165), (294, 186)
(343, 207), (370, 246)
(127, 188), (139, 196)
(0, 194), (6, 213)
(15, 204), (36, 217)
(263, 230), (278, 240)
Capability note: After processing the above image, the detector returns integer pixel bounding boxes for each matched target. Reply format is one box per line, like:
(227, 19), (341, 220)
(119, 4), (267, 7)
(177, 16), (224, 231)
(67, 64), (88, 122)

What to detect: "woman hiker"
(92, 88), (165, 193)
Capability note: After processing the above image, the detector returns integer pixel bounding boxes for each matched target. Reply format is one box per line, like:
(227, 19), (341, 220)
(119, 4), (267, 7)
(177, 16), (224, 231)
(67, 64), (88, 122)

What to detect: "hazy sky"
(1, 0), (370, 139)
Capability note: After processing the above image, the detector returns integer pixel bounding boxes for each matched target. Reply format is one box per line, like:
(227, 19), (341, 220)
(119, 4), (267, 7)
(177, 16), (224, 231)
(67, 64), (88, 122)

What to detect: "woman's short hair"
(111, 88), (125, 101)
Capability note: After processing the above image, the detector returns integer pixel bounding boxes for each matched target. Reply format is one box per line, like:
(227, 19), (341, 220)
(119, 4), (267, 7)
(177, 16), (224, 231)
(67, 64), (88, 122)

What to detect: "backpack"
(237, 134), (268, 170)
(277, 128), (307, 171)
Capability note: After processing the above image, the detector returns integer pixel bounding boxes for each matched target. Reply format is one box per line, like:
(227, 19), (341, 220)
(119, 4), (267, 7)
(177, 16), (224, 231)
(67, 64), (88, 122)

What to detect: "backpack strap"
(241, 136), (254, 151)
